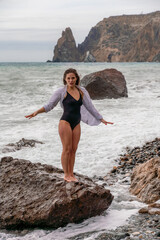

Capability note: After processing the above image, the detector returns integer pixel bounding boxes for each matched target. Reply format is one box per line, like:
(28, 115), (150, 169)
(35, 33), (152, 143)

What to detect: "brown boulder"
(81, 68), (128, 99)
(0, 157), (113, 229)
(130, 157), (160, 203)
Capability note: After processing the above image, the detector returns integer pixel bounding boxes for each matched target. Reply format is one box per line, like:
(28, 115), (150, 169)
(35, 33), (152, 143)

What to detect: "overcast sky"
(0, 0), (160, 62)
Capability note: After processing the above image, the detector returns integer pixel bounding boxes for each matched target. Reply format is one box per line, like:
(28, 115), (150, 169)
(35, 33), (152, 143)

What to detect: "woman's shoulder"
(78, 86), (90, 99)
(78, 86), (85, 90)
(54, 86), (66, 93)
(77, 86), (88, 94)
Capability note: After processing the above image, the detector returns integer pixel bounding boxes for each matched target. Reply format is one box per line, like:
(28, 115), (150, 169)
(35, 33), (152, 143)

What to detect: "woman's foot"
(64, 176), (72, 182)
(64, 175), (78, 182)
(70, 175), (78, 182)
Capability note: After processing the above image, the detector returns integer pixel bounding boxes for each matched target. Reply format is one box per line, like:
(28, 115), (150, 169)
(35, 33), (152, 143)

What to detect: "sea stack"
(52, 27), (79, 62)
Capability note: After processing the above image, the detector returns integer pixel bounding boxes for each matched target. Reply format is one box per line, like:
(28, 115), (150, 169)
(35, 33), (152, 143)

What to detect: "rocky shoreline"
(90, 137), (160, 240)
(0, 138), (159, 239)
(97, 137), (160, 191)
(108, 137), (160, 176)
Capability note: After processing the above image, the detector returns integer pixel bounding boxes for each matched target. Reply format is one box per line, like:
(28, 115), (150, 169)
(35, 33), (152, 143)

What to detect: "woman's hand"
(25, 107), (45, 119)
(101, 119), (114, 125)
(25, 111), (38, 119)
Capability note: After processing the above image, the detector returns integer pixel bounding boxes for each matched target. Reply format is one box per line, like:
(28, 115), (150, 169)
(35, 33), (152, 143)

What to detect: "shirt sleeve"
(82, 88), (103, 120)
(43, 88), (62, 113)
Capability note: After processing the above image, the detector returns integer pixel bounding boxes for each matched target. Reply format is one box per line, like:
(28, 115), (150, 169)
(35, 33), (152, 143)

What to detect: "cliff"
(52, 11), (160, 62)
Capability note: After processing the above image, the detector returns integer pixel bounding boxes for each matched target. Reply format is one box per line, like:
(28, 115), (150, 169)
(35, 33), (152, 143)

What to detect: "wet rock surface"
(130, 157), (160, 203)
(2, 138), (44, 153)
(81, 68), (128, 99)
(0, 156), (113, 230)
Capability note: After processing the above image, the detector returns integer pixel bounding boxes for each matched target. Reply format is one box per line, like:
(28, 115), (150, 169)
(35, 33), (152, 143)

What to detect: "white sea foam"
(0, 62), (159, 239)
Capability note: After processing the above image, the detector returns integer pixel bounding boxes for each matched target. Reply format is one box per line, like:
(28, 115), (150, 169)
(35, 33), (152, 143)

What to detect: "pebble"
(132, 232), (140, 236)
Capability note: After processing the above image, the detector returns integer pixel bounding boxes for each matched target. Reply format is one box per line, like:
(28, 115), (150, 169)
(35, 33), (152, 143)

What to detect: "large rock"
(2, 138), (44, 153)
(81, 68), (128, 99)
(0, 157), (113, 229)
(130, 157), (160, 204)
(52, 27), (79, 62)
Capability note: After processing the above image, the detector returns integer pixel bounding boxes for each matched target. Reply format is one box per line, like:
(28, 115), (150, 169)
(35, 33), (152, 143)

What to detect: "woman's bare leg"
(68, 123), (81, 181)
(58, 120), (72, 182)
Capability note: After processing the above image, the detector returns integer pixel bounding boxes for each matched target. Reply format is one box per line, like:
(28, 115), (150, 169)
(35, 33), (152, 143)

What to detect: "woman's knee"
(72, 146), (78, 154)
(63, 146), (72, 156)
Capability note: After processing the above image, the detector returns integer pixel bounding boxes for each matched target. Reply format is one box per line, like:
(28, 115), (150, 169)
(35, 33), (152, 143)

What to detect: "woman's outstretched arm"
(25, 87), (63, 119)
(25, 107), (45, 119)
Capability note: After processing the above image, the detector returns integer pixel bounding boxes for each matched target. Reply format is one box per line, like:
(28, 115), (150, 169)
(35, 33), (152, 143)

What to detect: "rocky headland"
(51, 11), (160, 62)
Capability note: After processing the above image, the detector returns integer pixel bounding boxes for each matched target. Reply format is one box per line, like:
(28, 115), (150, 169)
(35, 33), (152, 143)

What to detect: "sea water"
(0, 62), (160, 239)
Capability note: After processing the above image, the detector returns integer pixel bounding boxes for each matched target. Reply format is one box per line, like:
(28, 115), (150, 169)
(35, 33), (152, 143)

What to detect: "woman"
(25, 68), (113, 182)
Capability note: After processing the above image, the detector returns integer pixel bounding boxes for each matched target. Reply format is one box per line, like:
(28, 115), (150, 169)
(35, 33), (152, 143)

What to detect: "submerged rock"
(130, 157), (160, 203)
(81, 68), (128, 99)
(0, 157), (113, 229)
(2, 138), (44, 153)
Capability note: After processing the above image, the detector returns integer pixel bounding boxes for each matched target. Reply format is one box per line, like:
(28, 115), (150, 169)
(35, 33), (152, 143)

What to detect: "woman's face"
(65, 73), (77, 87)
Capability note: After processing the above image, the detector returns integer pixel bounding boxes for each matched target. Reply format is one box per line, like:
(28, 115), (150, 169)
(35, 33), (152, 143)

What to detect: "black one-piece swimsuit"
(60, 89), (82, 130)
